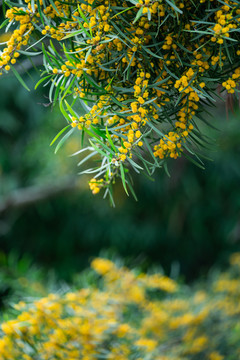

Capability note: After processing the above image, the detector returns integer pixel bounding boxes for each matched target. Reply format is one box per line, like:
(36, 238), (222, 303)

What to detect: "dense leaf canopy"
(1, 0), (240, 202)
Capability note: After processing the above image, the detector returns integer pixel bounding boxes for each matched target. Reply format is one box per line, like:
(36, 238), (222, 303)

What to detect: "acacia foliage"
(1, 254), (240, 359)
(1, 0), (240, 202)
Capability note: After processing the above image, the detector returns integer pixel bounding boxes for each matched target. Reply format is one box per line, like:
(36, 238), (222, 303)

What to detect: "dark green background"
(1, 73), (240, 282)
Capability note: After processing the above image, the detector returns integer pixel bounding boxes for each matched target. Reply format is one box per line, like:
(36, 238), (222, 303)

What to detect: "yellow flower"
(91, 258), (115, 275)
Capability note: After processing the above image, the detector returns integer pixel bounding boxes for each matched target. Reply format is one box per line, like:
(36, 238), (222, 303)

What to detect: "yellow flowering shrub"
(1, 254), (240, 359)
(1, 0), (240, 202)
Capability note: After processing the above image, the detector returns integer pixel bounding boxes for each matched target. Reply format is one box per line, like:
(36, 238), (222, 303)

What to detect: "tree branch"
(0, 177), (80, 215)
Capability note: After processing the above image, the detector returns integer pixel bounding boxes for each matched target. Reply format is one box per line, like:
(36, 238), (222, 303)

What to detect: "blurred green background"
(1, 68), (240, 293)
(1, 12), (240, 360)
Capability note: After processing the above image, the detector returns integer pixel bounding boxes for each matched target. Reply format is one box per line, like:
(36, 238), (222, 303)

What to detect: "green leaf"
(19, 50), (42, 56)
(64, 99), (79, 118)
(60, 99), (72, 122)
(163, 162), (170, 177)
(88, 139), (110, 158)
(49, 0), (60, 15)
(165, 0), (182, 14)
(85, 47), (92, 63)
(36, 0), (45, 25)
(35, 74), (53, 90)
(54, 128), (75, 154)
(11, 66), (30, 91)
(83, 73), (106, 91)
(50, 125), (71, 146)
(90, 134), (115, 156)
(141, 45), (162, 59)
(105, 126), (117, 152)
(62, 75), (77, 100)
(133, 6), (143, 24)
(62, 29), (86, 40)
(183, 152), (205, 169)
(0, 19), (9, 30)
(76, 18), (91, 37)
(120, 163), (129, 196)
(126, 179), (138, 201)
(111, 6), (135, 20)
(53, 75), (65, 104)
(78, 5), (89, 23)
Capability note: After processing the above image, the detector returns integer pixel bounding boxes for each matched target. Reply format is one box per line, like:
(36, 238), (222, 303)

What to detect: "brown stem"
(0, 176), (80, 215)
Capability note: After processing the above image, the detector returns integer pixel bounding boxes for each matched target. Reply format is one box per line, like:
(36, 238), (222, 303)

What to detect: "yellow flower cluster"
(154, 131), (182, 159)
(1, 254), (240, 359)
(223, 68), (240, 93)
(0, 6), (33, 73)
(211, 8), (237, 44)
(1, 0), (240, 197)
(89, 178), (104, 194)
